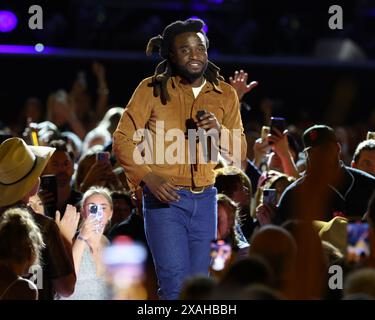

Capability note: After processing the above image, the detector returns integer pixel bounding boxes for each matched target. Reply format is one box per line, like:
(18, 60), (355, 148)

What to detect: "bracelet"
(77, 234), (89, 245)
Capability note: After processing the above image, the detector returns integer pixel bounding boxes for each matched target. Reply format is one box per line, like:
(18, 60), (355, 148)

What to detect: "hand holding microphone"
(196, 109), (221, 132)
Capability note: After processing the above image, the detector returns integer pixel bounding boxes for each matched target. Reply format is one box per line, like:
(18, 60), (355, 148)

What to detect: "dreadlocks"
(146, 18), (224, 105)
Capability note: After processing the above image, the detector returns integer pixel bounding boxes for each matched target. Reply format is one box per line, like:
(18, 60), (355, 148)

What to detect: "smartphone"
(89, 203), (104, 233)
(263, 189), (277, 207)
(261, 126), (270, 140)
(347, 222), (370, 264)
(96, 151), (110, 162)
(210, 239), (232, 271)
(40, 174), (57, 219)
(367, 131), (375, 140)
(270, 117), (286, 135)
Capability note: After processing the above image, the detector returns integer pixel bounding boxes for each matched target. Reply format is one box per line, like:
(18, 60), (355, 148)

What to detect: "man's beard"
(173, 62), (208, 84)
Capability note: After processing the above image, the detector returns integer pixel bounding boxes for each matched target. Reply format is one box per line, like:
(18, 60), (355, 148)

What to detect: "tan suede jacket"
(113, 75), (247, 191)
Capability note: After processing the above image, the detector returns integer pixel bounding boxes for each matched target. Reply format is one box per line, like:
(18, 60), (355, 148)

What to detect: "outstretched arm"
(267, 128), (299, 178)
(93, 61), (109, 121)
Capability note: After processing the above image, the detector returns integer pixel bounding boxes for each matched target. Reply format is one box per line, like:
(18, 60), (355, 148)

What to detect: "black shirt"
(275, 166), (375, 224)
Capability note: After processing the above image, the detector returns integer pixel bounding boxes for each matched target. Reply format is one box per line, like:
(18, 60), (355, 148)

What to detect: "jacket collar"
(170, 75), (223, 94)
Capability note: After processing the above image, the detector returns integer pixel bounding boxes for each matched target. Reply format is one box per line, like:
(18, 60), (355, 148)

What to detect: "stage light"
(0, 10), (17, 33)
(35, 43), (44, 52)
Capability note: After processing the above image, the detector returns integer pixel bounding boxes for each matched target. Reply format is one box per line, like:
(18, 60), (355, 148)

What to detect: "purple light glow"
(191, 3), (208, 12)
(0, 11), (17, 32)
(190, 16), (208, 33)
(0, 45), (53, 54)
(365, 8), (375, 17)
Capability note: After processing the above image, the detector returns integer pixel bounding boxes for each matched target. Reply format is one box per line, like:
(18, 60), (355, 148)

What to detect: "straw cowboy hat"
(0, 137), (55, 207)
(313, 216), (348, 255)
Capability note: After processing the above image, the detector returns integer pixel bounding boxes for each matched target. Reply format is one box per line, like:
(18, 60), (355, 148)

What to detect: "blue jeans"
(143, 186), (217, 300)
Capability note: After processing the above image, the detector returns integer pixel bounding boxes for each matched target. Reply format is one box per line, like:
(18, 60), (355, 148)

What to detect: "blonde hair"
(81, 186), (113, 210)
(0, 207), (45, 267)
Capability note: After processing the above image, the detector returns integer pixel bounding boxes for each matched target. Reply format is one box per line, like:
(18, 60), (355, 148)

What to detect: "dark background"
(1, 0), (375, 129)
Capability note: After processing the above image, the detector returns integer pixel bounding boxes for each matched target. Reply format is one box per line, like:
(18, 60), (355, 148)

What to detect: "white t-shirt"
(192, 79), (207, 98)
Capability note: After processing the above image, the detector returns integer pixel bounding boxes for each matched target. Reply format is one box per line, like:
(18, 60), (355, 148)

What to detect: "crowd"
(1, 19), (375, 300)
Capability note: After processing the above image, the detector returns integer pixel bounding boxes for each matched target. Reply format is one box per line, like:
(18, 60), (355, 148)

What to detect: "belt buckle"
(189, 186), (205, 194)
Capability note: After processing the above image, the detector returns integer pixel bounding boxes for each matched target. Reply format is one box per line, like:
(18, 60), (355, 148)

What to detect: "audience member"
(0, 207), (44, 300)
(60, 186), (112, 300)
(276, 125), (375, 224)
(40, 139), (82, 217)
(351, 139), (375, 176)
(0, 137), (77, 299)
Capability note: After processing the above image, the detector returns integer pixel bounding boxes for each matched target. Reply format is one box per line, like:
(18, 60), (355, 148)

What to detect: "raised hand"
(79, 215), (103, 249)
(256, 203), (275, 226)
(92, 61), (106, 82)
(267, 128), (299, 178)
(229, 70), (258, 101)
(55, 204), (80, 243)
(267, 127), (290, 159)
(253, 137), (270, 167)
